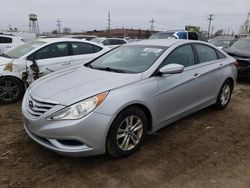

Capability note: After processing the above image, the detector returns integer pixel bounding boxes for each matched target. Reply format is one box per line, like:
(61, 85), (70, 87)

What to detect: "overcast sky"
(1, 0), (249, 34)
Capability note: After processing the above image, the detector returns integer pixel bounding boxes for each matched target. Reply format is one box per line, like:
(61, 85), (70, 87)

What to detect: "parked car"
(91, 37), (128, 48)
(22, 39), (237, 158)
(0, 38), (110, 103)
(70, 35), (97, 41)
(0, 34), (25, 54)
(149, 31), (208, 42)
(224, 38), (250, 78)
(209, 37), (237, 49)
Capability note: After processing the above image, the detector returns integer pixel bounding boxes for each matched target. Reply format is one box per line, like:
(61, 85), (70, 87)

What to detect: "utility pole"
(207, 14), (214, 38)
(149, 18), (155, 31)
(211, 26), (214, 38)
(107, 11), (111, 37)
(56, 18), (62, 34)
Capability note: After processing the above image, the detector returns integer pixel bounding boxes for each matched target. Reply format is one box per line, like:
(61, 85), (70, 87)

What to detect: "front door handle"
(193, 73), (201, 79)
(62, 61), (70, 65)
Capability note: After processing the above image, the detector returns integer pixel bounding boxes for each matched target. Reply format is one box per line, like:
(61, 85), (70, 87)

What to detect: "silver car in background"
(22, 39), (237, 158)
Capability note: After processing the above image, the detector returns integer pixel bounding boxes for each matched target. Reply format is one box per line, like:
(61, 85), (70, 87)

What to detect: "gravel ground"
(0, 81), (250, 188)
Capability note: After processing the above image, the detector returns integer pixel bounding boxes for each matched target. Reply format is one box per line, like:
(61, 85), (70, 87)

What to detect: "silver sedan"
(22, 39), (237, 158)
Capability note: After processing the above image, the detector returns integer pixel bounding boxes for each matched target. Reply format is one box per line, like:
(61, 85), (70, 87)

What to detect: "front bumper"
(22, 102), (114, 157)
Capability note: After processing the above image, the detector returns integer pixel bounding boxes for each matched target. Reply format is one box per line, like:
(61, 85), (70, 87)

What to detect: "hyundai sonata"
(22, 39), (237, 158)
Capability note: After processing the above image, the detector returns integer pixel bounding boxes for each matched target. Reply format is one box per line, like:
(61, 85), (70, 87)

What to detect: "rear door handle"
(193, 73), (201, 79)
(219, 63), (224, 67)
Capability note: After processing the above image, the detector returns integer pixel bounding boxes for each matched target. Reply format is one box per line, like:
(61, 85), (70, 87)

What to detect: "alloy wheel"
(0, 79), (20, 101)
(116, 115), (143, 151)
(220, 84), (231, 106)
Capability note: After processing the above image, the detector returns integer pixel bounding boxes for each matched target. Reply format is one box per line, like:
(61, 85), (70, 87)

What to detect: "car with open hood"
(22, 39), (237, 158)
(0, 38), (110, 103)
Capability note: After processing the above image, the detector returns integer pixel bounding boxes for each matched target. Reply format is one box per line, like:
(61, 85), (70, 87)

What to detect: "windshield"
(5, 41), (46, 59)
(211, 40), (231, 47)
(149, 32), (176, 39)
(230, 39), (250, 51)
(86, 45), (166, 73)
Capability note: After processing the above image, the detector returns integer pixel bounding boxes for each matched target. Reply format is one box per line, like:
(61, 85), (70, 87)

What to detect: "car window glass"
(0, 37), (12, 43)
(194, 44), (218, 63)
(93, 45), (102, 53)
(188, 32), (198, 40)
(35, 43), (69, 60)
(217, 50), (226, 59)
(89, 45), (165, 73)
(110, 39), (126, 45)
(102, 40), (110, 46)
(161, 45), (195, 68)
(72, 42), (95, 55)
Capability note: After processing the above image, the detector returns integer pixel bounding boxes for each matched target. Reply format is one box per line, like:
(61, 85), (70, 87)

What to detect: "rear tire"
(0, 76), (25, 104)
(106, 106), (148, 158)
(215, 80), (233, 110)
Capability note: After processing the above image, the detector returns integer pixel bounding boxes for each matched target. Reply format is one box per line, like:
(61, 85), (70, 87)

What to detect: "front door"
(156, 44), (200, 125)
(32, 42), (71, 75)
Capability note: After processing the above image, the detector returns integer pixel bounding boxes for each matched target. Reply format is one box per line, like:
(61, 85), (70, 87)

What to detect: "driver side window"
(161, 45), (195, 68)
(34, 43), (69, 60)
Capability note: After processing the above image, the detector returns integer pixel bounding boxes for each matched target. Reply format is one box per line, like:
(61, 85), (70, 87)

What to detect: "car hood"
(0, 56), (13, 66)
(29, 66), (142, 105)
(225, 48), (250, 58)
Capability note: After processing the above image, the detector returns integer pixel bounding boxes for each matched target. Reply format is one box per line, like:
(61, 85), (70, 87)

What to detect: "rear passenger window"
(194, 44), (217, 63)
(72, 42), (99, 55)
(161, 45), (195, 68)
(0, 37), (12, 43)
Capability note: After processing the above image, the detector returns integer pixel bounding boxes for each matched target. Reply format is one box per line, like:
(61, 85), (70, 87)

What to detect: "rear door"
(156, 44), (200, 125)
(192, 43), (226, 105)
(70, 42), (105, 65)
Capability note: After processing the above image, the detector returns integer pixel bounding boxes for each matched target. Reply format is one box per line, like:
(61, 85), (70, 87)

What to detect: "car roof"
(127, 39), (210, 47)
(126, 39), (185, 47)
(36, 37), (94, 43)
(0, 34), (23, 39)
(36, 37), (106, 47)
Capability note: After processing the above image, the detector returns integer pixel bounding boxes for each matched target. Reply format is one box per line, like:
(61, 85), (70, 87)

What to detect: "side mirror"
(159, 64), (184, 75)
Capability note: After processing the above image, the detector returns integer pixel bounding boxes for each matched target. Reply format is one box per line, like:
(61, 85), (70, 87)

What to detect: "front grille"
(26, 94), (57, 118)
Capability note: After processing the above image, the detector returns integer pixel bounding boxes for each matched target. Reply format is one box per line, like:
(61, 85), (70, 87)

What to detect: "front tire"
(0, 76), (25, 104)
(215, 80), (233, 110)
(106, 107), (148, 158)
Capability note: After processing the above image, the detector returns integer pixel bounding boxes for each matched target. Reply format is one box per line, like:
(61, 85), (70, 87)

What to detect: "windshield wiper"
(93, 66), (125, 73)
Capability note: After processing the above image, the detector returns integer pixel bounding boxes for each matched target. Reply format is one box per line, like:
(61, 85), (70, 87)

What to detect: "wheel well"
(225, 77), (234, 90)
(120, 104), (153, 132)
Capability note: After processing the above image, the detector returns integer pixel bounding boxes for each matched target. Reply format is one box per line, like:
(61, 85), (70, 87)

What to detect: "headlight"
(47, 92), (108, 120)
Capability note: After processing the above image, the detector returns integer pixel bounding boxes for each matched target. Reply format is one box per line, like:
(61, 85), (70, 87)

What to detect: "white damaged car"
(0, 38), (110, 103)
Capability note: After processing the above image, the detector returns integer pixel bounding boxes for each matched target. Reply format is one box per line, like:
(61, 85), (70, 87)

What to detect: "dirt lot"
(0, 81), (250, 188)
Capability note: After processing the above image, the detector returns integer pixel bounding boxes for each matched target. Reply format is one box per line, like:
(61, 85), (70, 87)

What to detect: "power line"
(207, 14), (214, 38)
(56, 18), (62, 33)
